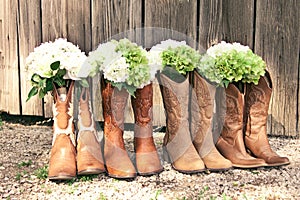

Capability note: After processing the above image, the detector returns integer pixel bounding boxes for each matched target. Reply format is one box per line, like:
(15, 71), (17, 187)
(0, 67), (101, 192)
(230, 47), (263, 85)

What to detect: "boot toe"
(136, 152), (163, 175)
(265, 156), (290, 167)
(107, 167), (137, 179)
(232, 158), (267, 168)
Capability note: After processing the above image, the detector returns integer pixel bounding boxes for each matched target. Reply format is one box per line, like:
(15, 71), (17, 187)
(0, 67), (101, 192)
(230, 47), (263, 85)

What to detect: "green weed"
(98, 192), (107, 200)
(34, 165), (48, 180)
(17, 160), (32, 168)
(78, 174), (98, 182)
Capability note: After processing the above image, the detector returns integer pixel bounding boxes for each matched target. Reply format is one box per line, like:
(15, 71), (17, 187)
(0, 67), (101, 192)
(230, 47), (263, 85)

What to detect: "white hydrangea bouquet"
(25, 38), (96, 101)
(197, 41), (266, 87)
(87, 38), (159, 96)
(149, 39), (201, 80)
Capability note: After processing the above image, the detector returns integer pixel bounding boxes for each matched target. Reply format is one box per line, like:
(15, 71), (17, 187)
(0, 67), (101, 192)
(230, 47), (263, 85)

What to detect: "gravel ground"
(0, 115), (299, 200)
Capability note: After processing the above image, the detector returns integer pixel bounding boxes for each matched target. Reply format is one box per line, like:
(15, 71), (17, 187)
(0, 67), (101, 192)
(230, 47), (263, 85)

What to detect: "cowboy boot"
(191, 72), (232, 171)
(244, 71), (290, 166)
(215, 83), (266, 168)
(101, 80), (137, 179)
(131, 83), (163, 175)
(77, 87), (106, 175)
(48, 81), (77, 180)
(159, 72), (205, 173)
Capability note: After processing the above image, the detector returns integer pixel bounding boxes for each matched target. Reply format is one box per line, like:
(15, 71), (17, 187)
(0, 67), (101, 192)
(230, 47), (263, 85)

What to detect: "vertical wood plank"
(0, 0), (20, 114)
(66, 0), (91, 120)
(41, 0), (68, 117)
(145, 0), (197, 48)
(19, 0), (43, 116)
(66, 0), (91, 54)
(91, 0), (142, 122)
(255, 0), (300, 137)
(198, 0), (254, 49)
(144, 0), (198, 127)
(42, 0), (91, 118)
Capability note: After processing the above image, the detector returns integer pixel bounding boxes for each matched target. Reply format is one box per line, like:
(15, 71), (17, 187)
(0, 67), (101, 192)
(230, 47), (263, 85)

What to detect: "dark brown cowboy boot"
(244, 71), (290, 167)
(131, 83), (163, 175)
(216, 83), (266, 168)
(77, 87), (105, 175)
(101, 80), (136, 179)
(48, 81), (77, 180)
(159, 73), (205, 173)
(191, 72), (232, 171)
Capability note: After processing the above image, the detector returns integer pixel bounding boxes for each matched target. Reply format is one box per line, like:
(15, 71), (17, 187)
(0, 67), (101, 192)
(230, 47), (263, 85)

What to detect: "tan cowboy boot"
(101, 80), (137, 179)
(131, 83), (163, 175)
(216, 83), (266, 168)
(244, 71), (290, 167)
(48, 81), (77, 180)
(191, 72), (232, 171)
(159, 72), (205, 173)
(77, 87), (105, 175)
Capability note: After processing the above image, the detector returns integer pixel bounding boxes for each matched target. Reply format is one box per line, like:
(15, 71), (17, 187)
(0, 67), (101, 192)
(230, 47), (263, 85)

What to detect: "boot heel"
(162, 146), (171, 163)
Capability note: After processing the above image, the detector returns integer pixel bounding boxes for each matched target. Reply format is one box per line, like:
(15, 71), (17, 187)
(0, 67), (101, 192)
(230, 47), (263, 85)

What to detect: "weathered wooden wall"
(0, 0), (299, 136)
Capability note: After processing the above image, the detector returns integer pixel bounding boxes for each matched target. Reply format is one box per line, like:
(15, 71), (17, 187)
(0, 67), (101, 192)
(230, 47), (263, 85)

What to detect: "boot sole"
(172, 165), (206, 174)
(265, 162), (290, 167)
(107, 173), (137, 179)
(138, 168), (164, 176)
(77, 168), (105, 175)
(48, 175), (76, 181)
(232, 164), (266, 169)
(207, 167), (233, 172)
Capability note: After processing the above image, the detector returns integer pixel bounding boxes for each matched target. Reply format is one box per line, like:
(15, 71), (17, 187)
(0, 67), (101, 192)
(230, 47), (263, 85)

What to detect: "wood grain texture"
(198, 0), (254, 50)
(255, 0), (300, 136)
(145, 0), (197, 48)
(144, 0), (198, 126)
(42, 0), (91, 118)
(0, 0), (299, 136)
(41, 0), (68, 117)
(0, 0), (20, 114)
(91, 0), (142, 122)
(18, 0), (43, 116)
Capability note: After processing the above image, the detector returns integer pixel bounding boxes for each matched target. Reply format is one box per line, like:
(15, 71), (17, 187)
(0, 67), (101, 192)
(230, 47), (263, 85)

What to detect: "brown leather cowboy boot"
(48, 81), (77, 180)
(101, 80), (137, 179)
(77, 87), (105, 175)
(159, 73), (205, 173)
(191, 72), (232, 171)
(216, 83), (266, 168)
(131, 83), (163, 175)
(244, 71), (290, 167)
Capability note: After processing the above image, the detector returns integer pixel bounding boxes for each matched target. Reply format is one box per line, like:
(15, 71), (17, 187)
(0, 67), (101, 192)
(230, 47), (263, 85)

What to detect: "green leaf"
(79, 79), (89, 88)
(38, 88), (46, 99)
(126, 84), (136, 97)
(53, 78), (65, 87)
(26, 87), (38, 102)
(50, 61), (60, 70)
(45, 79), (54, 91)
(31, 74), (42, 83)
(56, 69), (66, 77)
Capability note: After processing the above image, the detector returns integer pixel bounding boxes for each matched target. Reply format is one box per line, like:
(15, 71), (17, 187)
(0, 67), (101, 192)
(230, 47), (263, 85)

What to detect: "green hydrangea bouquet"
(149, 39), (201, 80)
(87, 38), (159, 96)
(197, 41), (266, 87)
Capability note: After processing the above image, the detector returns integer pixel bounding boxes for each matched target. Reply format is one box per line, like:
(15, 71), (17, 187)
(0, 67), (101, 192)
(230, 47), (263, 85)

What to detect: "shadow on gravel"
(0, 112), (53, 126)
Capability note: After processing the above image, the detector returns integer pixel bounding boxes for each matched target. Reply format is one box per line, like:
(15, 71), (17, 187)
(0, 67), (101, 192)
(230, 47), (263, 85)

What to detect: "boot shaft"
(191, 72), (216, 157)
(101, 80), (129, 130)
(159, 73), (190, 140)
(159, 73), (195, 162)
(52, 81), (75, 146)
(222, 83), (245, 139)
(244, 72), (272, 136)
(78, 87), (94, 128)
(131, 83), (153, 138)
